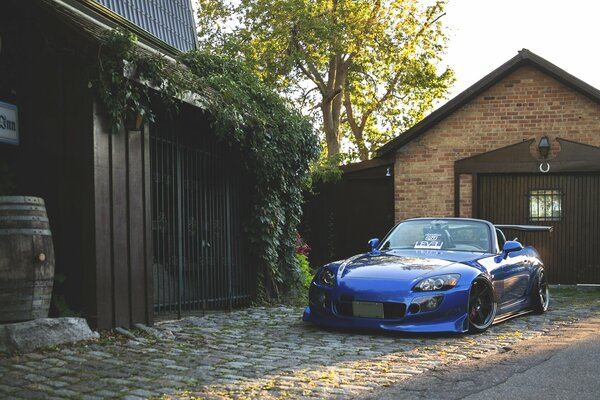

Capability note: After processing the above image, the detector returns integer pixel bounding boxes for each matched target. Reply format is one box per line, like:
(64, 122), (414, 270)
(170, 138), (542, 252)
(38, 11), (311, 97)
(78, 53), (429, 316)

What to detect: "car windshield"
(380, 219), (492, 253)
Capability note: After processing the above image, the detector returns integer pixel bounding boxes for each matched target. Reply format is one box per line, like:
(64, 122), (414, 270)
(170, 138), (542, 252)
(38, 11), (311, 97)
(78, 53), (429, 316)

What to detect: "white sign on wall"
(0, 101), (19, 145)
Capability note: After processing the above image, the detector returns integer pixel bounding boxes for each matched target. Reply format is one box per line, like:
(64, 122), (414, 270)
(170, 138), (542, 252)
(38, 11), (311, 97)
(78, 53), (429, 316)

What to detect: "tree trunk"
(355, 132), (370, 161)
(344, 89), (370, 161)
(322, 102), (341, 157)
(321, 54), (348, 159)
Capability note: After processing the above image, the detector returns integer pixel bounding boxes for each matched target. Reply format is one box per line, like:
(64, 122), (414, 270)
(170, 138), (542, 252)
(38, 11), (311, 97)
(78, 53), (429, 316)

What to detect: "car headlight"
(316, 269), (336, 286)
(413, 274), (460, 291)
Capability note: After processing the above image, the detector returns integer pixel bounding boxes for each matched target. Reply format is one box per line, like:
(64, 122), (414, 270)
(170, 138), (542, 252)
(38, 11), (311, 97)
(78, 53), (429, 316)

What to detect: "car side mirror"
(368, 238), (381, 256)
(495, 240), (524, 262)
(503, 240), (524, 254)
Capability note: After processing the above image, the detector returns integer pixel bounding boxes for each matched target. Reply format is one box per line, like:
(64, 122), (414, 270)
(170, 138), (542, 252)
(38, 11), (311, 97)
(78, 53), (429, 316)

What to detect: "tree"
(197, 0), (454, 161)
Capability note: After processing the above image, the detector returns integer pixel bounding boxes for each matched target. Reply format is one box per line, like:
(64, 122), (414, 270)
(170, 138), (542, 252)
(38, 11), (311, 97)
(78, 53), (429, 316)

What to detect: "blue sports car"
(303, 218), (551, 333)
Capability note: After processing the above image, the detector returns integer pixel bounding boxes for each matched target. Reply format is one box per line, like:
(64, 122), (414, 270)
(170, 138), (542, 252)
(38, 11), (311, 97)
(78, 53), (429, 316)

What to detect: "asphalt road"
(365, 316), (600, 400)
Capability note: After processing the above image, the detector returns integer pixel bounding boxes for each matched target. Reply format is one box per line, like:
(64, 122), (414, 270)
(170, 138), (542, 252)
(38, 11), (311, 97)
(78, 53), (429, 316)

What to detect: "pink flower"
(295, 233), (311, 256)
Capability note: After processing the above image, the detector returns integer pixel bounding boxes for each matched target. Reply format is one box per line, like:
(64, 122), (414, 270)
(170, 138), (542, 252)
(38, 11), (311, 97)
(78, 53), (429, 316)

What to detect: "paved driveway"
(1, 289), (599, 399)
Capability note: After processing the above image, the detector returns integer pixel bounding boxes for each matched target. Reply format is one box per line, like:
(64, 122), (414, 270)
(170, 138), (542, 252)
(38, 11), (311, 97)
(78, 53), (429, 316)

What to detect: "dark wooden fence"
(300, 162), (395, 268)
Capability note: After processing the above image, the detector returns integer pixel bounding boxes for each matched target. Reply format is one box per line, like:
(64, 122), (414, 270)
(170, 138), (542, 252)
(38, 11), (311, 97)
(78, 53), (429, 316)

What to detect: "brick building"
(373, 49), (600, 284)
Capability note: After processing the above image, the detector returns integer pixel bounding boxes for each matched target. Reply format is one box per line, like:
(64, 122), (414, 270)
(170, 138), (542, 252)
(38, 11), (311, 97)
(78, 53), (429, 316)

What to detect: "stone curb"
(0, 317), (99, 354)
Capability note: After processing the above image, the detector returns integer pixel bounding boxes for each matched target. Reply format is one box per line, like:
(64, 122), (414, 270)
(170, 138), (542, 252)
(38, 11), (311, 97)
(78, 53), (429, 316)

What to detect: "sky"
(442, 0), (600, 98)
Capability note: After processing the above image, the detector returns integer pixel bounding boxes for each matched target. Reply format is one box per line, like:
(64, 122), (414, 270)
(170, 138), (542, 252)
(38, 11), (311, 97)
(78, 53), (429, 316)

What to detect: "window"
(529, 189), (562, 221)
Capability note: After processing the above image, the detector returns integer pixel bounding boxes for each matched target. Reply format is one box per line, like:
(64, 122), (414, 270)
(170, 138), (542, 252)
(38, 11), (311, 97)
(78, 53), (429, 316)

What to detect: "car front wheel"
(468, 278), (497, 333)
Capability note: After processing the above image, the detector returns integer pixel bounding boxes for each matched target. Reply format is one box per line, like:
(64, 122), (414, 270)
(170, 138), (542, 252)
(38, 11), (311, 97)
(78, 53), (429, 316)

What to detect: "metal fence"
(150, 123), (252, 317)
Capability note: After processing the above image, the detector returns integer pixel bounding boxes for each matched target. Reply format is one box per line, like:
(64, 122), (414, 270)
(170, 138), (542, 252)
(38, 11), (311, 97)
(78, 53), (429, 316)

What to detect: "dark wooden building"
(0, 0), (253, 330)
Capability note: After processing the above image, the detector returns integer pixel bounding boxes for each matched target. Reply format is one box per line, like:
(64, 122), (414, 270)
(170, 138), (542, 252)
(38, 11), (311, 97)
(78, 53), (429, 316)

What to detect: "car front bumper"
(303, 283), (471, 333)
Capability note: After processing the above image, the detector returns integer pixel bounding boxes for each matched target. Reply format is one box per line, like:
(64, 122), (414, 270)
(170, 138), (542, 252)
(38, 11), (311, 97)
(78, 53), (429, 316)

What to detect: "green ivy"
(92, 30), (191, 132)
(296, 253), (313, 290)
(91, 29), (319, 297)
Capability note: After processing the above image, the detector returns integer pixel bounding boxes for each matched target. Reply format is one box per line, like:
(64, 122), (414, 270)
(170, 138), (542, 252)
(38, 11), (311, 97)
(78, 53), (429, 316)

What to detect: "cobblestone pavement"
(1, 288), (599, 400)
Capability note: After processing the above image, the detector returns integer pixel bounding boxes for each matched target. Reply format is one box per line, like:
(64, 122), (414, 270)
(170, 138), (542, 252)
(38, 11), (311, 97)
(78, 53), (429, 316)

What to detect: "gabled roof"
(376, 49), (600, 158)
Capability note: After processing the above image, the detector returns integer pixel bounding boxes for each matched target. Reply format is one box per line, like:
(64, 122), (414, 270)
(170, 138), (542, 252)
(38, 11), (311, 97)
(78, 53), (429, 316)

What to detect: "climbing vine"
(91, 29), (319, 296)
(92, 30), (187, 132)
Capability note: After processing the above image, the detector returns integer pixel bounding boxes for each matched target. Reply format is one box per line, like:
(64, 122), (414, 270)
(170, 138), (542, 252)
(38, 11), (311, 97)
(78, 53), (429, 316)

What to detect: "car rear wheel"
(468, 278), (497, 333)
(531, 270), (549, 314)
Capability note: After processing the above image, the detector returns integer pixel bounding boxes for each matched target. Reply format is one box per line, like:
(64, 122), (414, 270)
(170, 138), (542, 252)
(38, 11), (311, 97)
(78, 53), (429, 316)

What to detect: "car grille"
(334, 298), (406, 319)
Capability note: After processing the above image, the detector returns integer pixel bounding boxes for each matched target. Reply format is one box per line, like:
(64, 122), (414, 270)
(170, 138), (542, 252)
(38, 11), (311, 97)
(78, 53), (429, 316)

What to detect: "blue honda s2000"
(303, 218), (551, 333)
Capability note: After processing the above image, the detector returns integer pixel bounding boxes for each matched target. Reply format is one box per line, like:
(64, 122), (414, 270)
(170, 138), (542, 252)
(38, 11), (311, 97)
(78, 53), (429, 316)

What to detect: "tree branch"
(344, 86), (369, 160)
(343, 90), (360, 134)
(289, 23), (327, 94)
(295, 59), (327, 95)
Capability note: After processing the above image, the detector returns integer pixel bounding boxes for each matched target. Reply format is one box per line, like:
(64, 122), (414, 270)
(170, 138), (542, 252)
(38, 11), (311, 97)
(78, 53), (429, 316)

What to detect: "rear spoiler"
(495, 224), (553, 233)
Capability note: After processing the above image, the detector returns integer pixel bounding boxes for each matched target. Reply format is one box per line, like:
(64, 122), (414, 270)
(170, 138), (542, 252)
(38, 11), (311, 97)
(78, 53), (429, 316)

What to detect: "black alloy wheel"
(531, 270), (550, 314)
(468, 278), (497, 333)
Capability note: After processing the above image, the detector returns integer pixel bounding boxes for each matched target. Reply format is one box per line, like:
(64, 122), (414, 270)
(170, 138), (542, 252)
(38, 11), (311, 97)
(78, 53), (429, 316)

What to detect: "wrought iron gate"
(150, 122), (252, 316)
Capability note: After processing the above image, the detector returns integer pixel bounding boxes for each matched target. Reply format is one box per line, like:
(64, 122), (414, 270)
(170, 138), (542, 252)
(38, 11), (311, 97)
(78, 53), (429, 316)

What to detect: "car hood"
(338, 250), (483, 282)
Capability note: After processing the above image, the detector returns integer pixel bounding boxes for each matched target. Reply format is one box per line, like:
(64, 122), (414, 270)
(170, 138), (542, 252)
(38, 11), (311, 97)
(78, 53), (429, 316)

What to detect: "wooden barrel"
(0, 196), (55, 322)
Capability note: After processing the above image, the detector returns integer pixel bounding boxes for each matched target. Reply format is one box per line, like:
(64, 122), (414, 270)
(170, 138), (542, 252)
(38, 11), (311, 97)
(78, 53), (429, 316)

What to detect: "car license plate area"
(352, 301), (384, 318)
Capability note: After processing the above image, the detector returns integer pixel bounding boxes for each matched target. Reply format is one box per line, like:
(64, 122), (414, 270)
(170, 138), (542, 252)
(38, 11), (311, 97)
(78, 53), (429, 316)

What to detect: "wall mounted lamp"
(538, 136), (551, 159)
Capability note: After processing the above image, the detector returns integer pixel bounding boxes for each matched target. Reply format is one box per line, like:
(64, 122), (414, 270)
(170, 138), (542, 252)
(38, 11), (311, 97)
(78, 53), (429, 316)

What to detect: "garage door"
(478, 173), (600, 284)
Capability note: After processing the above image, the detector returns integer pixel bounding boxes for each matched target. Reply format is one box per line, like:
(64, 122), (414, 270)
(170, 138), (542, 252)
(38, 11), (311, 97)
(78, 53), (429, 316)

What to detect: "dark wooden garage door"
(478, 173), (600, 284)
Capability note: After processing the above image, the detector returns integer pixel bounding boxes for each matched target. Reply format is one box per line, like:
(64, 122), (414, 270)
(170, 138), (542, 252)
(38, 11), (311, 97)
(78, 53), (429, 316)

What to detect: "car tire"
(468, 278), (497, 333)
(531, 270), (549, 314)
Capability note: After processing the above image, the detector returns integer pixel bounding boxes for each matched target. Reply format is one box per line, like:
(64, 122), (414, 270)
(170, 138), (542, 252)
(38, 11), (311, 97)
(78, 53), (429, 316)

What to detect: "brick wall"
(394, 65), (600, 221)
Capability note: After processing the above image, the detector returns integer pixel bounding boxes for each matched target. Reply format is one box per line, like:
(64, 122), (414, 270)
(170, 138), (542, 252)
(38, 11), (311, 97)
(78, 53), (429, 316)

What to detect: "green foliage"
(308, 153), (343, 186)
(91, 29), (186, 133)
(196, 0), (455, 161)
(91, 30), (319, 297)
(282, 253), (312, 305)
(296, 253), (312, 290)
